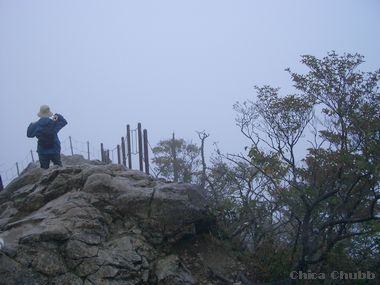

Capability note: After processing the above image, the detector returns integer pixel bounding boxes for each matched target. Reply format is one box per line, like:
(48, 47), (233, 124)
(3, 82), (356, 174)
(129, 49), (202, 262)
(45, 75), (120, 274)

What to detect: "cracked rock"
(0, 155), (212, 284)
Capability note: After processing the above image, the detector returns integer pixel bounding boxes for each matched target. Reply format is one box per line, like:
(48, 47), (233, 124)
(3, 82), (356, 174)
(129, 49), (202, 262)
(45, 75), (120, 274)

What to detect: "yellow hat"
(37, 105), (54, 118)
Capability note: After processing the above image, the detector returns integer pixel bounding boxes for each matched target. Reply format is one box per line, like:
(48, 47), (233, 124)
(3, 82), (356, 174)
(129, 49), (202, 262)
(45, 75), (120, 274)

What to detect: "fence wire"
(1, 132), (153, 188)
(0, 136), (104, 187)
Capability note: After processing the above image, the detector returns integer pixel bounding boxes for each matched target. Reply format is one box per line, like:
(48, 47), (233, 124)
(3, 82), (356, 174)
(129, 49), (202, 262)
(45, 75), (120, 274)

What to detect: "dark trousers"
(38, 153), (62, 169)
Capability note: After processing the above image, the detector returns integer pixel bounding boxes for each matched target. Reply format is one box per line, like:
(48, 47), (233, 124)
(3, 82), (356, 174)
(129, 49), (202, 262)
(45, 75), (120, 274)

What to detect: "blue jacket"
(27, 114), (68, 154)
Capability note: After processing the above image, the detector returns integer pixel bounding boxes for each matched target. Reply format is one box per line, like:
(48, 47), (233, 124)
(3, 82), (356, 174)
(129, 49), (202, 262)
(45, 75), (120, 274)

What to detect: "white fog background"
(1, 0), (379, 185)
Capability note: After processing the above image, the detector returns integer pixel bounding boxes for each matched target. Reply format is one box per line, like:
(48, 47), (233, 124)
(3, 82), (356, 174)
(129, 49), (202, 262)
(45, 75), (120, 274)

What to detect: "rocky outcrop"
(0, 155), (215, 285)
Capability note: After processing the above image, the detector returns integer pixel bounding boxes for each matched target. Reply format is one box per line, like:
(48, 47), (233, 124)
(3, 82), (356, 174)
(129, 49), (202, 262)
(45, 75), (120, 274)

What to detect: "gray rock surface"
(155, 255), (196, 285)
(0, 155), (211, 285)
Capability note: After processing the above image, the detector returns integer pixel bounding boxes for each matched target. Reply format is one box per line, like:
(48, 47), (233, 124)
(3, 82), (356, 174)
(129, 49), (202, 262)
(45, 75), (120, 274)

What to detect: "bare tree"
(196, 130), (209, 189)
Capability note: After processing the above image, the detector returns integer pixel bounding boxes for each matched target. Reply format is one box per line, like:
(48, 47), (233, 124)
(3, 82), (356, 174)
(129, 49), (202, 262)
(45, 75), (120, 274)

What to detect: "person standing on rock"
(27, 105), (68, 169)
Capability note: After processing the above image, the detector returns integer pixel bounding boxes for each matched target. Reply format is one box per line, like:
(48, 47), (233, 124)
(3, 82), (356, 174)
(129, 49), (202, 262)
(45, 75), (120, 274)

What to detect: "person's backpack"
(38, 123), (56, 148)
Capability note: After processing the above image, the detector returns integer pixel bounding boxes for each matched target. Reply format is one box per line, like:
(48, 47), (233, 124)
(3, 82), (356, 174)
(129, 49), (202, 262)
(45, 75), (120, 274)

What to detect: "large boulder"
(0, 156), (212, 284)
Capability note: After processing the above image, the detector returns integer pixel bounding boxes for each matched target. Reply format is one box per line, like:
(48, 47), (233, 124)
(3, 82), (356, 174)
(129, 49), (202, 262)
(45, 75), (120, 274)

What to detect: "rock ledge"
(0, 156), (212, 285)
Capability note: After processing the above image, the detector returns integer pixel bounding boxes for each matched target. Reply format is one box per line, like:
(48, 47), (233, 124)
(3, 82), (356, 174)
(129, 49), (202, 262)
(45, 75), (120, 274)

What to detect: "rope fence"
(0, 123), (151, 190)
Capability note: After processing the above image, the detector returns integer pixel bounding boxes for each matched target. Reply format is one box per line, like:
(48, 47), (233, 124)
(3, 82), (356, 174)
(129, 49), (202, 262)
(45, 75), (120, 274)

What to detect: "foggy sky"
(1, 0), (379, 184)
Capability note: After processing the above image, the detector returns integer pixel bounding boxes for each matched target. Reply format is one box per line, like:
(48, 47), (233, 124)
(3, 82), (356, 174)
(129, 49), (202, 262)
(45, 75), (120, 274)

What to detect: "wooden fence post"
(30, 150), (35, 163)
(16, 162), (20, 176)
(87, 141), (90, 160)
(117, 145), (121, 165)
(0, 175), (3, 191)
(69, 136), (74, 155)
(127, 125), (132, 169)
(121, 137), (126, 167)
(100, 143), (105, 162)
(138, 123), (143, 171)
(143, 129), (149, 175)
(172, 132), (179, 182)
(106, 150), (110, 164)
